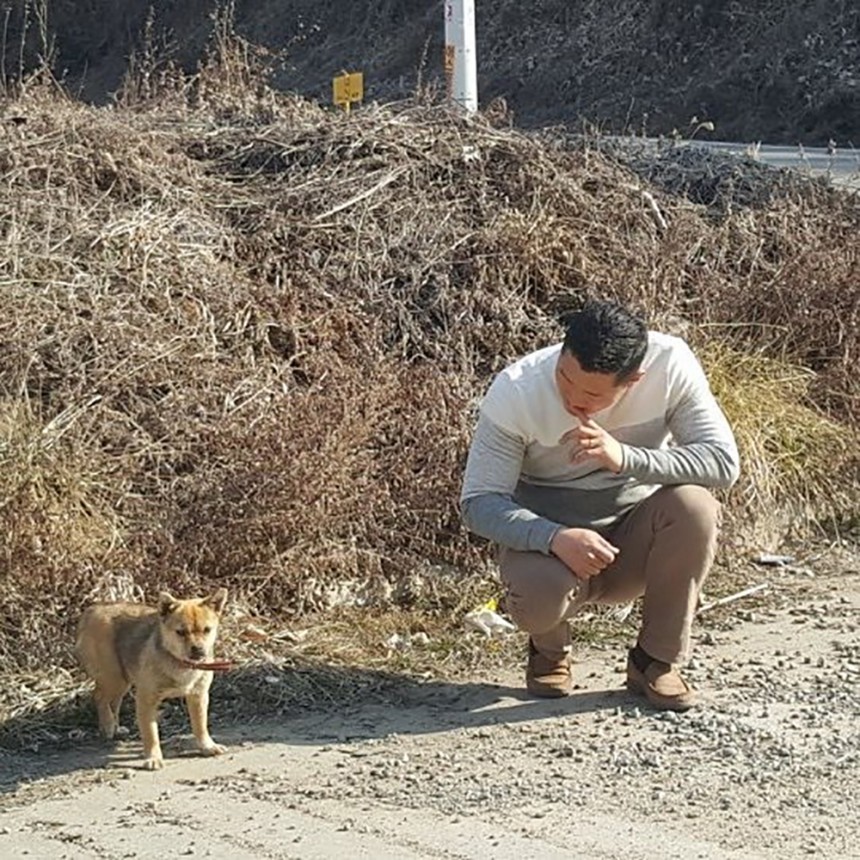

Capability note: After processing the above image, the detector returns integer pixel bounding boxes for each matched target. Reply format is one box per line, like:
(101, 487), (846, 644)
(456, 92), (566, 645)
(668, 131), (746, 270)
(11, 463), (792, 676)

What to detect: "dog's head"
(158, 588), (228, 665)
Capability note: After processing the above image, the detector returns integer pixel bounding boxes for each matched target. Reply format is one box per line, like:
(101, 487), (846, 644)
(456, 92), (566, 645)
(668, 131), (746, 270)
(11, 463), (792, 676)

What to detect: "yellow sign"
(333, 71), (364, 112)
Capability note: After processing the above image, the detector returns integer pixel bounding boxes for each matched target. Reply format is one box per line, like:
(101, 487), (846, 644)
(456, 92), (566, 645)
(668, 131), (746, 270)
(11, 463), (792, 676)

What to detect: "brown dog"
(75, 588), (229, 770)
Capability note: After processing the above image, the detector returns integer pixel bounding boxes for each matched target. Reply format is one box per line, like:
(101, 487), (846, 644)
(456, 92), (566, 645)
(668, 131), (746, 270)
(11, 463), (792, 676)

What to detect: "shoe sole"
(625, 676), (695, 712)
(527, 684), (571, 699)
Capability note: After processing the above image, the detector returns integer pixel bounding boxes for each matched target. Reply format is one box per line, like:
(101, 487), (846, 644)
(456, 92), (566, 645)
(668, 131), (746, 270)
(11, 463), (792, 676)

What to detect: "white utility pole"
(444, 0), (478, 112)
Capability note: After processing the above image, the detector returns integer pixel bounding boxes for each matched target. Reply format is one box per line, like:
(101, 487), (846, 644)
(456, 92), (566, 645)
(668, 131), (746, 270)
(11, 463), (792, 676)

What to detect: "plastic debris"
(464, 598), (517, 637)
(385, 633), (410, 651)
(754, 553), (795, 566)
(752, 552), (814, 576)
(606, 602), (634, 623)
(384, 632), (430, 651)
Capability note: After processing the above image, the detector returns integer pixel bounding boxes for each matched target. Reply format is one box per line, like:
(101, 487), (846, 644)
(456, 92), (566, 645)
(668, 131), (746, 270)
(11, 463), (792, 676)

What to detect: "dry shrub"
(702, 342), (859, 545)
(166, 357), (477, 612)
(707, 205), (860, 421)
(0, 398), (120, 566)
(116, 0), (288, 124)
(0, 54), (858, 707)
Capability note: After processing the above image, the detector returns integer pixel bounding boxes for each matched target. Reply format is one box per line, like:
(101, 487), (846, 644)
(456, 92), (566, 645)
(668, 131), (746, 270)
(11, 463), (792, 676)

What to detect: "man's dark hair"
(562, 299), (648, 381)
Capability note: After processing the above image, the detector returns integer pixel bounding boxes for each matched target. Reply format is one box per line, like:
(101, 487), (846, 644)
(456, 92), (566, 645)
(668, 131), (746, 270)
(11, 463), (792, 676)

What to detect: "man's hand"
(564, 408), (624, 473)
(550, 527), (620, 580)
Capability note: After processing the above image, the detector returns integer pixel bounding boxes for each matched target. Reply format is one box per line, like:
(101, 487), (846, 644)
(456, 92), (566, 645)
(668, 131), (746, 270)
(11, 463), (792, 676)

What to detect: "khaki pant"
(499, 485), (721, 665)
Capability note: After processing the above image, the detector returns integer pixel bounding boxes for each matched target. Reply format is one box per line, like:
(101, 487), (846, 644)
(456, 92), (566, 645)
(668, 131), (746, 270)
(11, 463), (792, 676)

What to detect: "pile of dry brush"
(0, 46), (858, 682)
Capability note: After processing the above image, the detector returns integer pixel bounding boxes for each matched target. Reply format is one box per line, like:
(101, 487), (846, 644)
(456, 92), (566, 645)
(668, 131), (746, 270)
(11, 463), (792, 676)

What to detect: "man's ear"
(158, 592), (180, 617)
(625, 369), (645, 387)
(203, 587), (228, 615)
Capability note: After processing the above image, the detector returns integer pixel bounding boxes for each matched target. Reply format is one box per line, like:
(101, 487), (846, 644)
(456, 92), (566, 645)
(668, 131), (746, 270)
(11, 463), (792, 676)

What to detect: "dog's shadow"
(0, 660), (634, 797)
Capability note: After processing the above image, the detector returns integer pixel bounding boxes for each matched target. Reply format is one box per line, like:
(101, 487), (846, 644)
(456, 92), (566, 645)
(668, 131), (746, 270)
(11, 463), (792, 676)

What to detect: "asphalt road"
(699, 140), (860, 190)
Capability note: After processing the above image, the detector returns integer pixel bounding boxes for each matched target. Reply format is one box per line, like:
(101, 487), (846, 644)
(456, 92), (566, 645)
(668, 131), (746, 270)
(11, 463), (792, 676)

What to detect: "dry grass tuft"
(703, 342), (859, 545)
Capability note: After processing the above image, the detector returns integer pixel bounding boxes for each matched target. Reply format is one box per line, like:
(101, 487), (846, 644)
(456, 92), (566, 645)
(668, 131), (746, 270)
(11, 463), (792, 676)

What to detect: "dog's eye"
(176, 628), (188, 638)
(203, 626), (212, 635)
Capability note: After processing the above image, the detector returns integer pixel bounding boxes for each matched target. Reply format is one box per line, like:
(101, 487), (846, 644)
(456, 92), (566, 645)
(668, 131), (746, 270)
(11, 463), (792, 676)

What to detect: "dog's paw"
(142, 756), (165, 771)
(199, 741), (227, 757)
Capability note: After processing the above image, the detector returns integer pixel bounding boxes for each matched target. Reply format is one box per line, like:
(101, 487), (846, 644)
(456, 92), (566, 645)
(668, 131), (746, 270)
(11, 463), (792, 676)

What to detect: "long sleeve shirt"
(460, 332), (740, 553)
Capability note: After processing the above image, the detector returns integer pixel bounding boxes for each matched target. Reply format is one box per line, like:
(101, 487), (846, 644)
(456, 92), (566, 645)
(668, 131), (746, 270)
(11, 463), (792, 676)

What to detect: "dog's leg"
(94, 681), (128, 740)
(136, 693), (164, 770)
(110, 691), (130, 739)
(94, 684), (117, 739)
(186, 688), (226, 757)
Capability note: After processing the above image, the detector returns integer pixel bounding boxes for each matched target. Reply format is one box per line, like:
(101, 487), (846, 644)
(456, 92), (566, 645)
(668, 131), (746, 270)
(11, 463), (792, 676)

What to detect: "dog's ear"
(158, 592), (180, 617)
(203, 587), (228, 615)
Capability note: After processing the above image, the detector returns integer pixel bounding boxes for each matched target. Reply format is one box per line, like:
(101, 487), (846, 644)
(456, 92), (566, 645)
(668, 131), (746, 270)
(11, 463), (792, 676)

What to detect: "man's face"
(554, 351), (642, 418)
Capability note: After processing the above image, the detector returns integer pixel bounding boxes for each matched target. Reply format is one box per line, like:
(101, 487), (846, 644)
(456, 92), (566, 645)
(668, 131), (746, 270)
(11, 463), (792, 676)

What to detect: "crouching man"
(460, 299), (740, 711)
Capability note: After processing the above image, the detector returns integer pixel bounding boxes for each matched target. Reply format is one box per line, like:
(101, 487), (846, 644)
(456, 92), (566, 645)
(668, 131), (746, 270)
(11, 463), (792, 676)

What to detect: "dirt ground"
(1, 563), (858, 860)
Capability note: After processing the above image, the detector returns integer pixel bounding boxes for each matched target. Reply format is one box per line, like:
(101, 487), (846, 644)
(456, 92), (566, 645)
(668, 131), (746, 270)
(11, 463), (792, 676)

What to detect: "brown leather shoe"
(526, 639), (571, 698)
(626, 651), (696, 711)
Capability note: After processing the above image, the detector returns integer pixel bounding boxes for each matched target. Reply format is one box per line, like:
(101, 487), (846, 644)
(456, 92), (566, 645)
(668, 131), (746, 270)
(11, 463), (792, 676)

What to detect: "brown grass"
(0, 26), (858, 744)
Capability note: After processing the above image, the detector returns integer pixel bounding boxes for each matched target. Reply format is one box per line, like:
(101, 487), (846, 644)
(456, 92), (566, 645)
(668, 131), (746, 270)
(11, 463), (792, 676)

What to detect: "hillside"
(5, 0), (860, 145)
(1, 24), (859, 691)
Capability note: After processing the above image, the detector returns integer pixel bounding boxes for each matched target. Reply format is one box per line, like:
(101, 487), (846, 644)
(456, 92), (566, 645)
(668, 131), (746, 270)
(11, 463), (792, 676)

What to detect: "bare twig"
(697, 583), (770, 615)
(313, 167), (408, 222)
